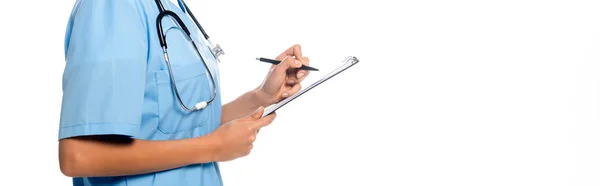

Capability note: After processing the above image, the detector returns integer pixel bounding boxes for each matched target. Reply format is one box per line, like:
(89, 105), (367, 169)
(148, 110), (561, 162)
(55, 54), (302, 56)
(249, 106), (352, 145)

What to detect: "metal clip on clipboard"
(262, 56), (360, 118)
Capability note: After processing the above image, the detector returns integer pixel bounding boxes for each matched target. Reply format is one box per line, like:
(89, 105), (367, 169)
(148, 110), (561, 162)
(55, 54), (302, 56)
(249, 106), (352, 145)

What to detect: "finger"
(296, 70), (308, 81)
(255, 112), (277, 129)
(284, 83), (302, 97)
(287, 68), (298, 85)
(277, 44), (303, 61)
(250, 112), (277, 130)
(297, 57), (310, 81)
(287, 57), (306, 84)
(247, 106), (264, 120)
(281, 82), (302, 98)
(274, 56), (302, 74)
(287, 78), (296, 85)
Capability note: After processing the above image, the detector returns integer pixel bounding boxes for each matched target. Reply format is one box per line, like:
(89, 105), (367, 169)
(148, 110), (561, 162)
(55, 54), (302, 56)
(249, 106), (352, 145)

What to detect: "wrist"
(251, 88), (274, 107)
(192, 134), (223, 163)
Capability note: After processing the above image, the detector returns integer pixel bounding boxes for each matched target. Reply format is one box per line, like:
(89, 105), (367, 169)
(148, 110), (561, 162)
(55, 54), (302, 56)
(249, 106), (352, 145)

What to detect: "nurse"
(58, 0), (310, 186)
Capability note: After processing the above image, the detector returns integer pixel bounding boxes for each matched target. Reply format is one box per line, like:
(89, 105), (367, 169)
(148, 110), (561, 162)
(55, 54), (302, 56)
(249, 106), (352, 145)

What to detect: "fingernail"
(282, 92), (289, 97)
(297, 72), (305, 79)
(295, 60), (301, 66)
(287, 79), (295, 84)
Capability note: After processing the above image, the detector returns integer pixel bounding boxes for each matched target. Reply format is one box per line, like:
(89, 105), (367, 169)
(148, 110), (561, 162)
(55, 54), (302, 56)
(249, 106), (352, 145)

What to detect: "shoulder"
(65, 0), (154, 57)
(70, 0), (150, 21)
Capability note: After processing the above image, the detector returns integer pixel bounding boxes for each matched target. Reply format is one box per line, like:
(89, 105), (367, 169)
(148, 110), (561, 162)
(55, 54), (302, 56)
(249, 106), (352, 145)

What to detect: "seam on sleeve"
(60, 122), (139, 129)
(59, 122), (140, 140)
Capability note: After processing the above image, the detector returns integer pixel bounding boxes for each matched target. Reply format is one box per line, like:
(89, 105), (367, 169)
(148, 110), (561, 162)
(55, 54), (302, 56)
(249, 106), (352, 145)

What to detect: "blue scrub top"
(59, 0), (223, 185)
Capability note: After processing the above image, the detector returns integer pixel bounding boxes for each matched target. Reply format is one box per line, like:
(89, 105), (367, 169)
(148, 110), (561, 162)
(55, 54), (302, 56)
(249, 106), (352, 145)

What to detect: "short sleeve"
(59, 0), (148, 140)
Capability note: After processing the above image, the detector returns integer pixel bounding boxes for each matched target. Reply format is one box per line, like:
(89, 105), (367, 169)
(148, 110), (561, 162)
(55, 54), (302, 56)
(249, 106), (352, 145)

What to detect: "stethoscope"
(154, 0), (224, 111)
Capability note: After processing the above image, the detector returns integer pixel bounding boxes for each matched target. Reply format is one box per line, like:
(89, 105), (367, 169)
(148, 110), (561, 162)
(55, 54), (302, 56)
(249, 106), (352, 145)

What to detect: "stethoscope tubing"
(154, 0), (218, 111)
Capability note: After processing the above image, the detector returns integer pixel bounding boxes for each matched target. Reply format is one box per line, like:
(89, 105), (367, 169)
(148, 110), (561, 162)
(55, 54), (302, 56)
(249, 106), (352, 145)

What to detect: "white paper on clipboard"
(262, 56), (360, 118)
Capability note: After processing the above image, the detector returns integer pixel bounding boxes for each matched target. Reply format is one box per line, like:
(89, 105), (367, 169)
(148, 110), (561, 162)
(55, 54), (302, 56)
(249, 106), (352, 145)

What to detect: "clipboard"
(262, 56), (360, 118)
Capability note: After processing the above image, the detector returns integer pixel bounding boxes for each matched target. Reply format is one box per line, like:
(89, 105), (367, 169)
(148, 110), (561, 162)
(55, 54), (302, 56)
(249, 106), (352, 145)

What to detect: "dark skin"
(59, 44), (310, 177)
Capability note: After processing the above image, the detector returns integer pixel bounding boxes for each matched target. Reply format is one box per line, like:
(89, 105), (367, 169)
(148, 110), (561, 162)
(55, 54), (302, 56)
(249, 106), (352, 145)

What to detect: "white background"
(1, 0), (599, 185)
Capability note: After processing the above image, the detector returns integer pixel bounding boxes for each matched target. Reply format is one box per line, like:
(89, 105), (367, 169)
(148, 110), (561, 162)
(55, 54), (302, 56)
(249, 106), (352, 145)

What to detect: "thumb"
(275, 56), (302, 73)
(248, 106), (265, 120)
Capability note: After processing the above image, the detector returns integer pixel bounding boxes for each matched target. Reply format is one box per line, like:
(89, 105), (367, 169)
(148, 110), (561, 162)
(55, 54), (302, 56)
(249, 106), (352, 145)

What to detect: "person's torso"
(66, 0), (223, 185)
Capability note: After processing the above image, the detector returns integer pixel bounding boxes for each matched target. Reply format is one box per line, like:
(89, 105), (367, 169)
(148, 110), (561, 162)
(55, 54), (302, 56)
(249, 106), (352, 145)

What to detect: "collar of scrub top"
(155, 0), (221, 111)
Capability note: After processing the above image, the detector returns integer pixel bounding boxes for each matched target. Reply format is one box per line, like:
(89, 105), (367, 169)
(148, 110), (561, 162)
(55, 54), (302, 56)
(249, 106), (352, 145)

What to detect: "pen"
(255, 57), (319, 71)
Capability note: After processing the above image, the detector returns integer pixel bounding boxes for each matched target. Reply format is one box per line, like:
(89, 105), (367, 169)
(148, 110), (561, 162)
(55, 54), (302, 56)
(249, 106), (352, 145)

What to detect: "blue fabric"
(59, 0), (223, 185)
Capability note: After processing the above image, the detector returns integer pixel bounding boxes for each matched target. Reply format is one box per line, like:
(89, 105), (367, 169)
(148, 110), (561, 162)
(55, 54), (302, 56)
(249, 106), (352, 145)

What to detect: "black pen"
(255, 57), (319, 71)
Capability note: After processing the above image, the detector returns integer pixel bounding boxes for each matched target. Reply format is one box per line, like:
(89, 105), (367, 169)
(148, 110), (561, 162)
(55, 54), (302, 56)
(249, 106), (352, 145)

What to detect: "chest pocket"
(155, 62), (212, 134)
(153, 15), (218, 133)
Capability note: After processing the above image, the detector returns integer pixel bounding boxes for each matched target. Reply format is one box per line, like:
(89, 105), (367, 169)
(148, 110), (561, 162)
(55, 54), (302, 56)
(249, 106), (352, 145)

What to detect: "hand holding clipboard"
(262, 56), (360, 118)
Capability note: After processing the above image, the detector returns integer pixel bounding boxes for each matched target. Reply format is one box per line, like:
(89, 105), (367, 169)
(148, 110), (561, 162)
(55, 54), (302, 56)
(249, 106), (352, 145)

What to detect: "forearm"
(221, 88), (271, 124)
(59, 135), (218, 177)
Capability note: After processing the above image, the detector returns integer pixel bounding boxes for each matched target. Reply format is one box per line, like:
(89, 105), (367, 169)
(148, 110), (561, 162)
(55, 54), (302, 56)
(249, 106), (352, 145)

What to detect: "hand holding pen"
(258, 55), (313, 85)
(255, 44), (313, 103)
